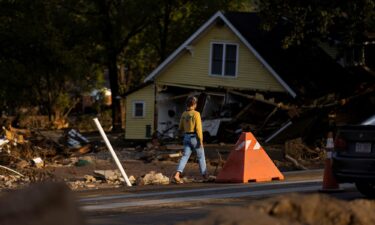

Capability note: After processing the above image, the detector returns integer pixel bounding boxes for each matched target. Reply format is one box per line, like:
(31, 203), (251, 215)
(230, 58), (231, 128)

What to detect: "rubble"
(92, 170), (170, 186)
(0, 125), (93, 169)
(93, 169), (130, 186)
(65, 170), (175, 189)
(283, 138), (325, 169)
(84, 175), (96, 183)
(128, 175), (136, 185)
(66, 129), (90, 148)
(0, 164), (24, 177)
(137, 171), (170, 185)
(32, 157), (44, 168)
(67, 179), (103, 190)
(94, 169), (121, 181)
(152, 74), (374, 165)
(67, 181), (86, 190)
(0, 175), (26, 189)
(16, 160), (29, 169)
(285, 154), (308, 170)
(0, 124), (101, 190)
(136, 142), (183, 163)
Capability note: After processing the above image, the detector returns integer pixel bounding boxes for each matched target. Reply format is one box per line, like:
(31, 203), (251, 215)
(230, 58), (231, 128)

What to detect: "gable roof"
(144, 11), (297, 98)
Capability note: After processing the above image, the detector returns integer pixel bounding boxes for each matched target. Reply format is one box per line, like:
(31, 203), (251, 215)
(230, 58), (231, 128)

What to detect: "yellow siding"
(156, 24), (285, 92)
(125, 84), (155, 139)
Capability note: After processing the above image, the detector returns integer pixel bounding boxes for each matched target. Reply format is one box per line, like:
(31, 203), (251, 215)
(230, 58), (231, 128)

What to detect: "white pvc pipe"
(93, 118), (132, 187)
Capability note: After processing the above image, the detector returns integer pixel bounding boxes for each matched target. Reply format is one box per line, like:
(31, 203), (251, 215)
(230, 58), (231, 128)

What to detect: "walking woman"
(174, 96), (208, 183)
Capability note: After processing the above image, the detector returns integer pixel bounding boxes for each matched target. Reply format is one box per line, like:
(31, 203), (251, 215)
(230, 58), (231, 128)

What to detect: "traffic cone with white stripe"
(216, 132), (284, 183)
(320, 132), (343, 192)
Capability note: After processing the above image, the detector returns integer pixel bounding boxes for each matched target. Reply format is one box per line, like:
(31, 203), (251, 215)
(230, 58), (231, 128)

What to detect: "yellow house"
(125, 11), (297, 140)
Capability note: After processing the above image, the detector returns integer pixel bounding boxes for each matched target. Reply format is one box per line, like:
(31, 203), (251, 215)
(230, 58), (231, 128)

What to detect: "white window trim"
(209, 42), (239, 78)
(132, 101), (145, 118)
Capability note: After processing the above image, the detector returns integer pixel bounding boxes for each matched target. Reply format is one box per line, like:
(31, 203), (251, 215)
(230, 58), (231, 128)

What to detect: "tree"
(145, 0), (250, 62)
(66, 0), (159, 131)
(0, 0), (95, 122)
(256, 0), (375, 48)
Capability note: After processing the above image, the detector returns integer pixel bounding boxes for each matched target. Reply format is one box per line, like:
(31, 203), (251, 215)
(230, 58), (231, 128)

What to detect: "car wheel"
(355, 182), (375, 198)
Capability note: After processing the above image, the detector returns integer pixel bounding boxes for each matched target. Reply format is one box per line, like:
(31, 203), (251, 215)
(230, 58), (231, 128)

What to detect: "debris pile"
(0, 167), (55, 190)
(67, 178), (103, 190)
(155, 78), (374, 165)
(0, 124), (97, 190)
(0, 175), (29, 189)
(66, 170), (171, 190)
(94, 170), (124, 184)
(136, 141), (183, 163)
(0, 125), (93, 168)
(284, 138), (325, 169)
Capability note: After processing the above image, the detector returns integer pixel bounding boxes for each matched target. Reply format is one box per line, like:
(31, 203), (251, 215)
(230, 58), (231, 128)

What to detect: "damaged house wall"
(153, 85), (291, 143)
(124, 11), (375, 147)
(155, 92), (183, 138)
(125, 11), (293, 141)
(155, 89), (230, 141)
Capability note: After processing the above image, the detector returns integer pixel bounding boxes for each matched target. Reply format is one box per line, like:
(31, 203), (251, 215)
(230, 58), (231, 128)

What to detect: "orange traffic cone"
(320, 132), (342, 192)
(216, 132), (284, 183)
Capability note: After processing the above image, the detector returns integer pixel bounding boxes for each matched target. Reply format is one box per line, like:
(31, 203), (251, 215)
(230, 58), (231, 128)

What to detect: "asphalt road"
(80, 170), (364, 225)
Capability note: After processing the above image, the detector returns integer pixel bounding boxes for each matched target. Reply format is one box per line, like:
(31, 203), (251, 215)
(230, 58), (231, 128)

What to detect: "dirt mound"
(178, 193), (375, 225)
(0, 182), (85, 225)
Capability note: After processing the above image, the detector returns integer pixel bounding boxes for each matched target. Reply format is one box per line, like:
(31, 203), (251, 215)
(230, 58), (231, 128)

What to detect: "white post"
(93, 118), (132, 187)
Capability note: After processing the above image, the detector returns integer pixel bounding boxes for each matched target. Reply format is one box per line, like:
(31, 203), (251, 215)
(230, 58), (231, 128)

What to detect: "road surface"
(79, 170), (363, 225)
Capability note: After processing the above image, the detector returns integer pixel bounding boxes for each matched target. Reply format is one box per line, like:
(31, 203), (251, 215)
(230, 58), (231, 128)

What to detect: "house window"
(133, 101), (145, 118)
(210, 43), (238, 77)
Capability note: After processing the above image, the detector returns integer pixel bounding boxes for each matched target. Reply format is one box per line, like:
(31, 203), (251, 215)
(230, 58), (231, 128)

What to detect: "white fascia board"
(219, 14), (297, 98)
(144, 11), (223, 83)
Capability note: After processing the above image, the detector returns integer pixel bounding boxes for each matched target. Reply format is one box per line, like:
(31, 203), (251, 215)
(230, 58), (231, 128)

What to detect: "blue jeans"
(177, 134), (207, 175)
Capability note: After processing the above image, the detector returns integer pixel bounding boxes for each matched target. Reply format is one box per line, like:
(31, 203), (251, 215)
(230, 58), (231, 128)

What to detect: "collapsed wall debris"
(0, 124), (94, 171)
(153, 73), (374, 170)
(156, 75), (375, 143)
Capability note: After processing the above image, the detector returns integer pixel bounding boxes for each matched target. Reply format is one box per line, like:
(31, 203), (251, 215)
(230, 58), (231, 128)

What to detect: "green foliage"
(0, 0), (96, 117)
(0, 0), (254, 123)
(55, 93), (71, 112)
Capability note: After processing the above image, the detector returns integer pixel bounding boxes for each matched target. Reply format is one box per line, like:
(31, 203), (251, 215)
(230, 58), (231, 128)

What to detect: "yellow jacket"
(179, 110), (203, 143)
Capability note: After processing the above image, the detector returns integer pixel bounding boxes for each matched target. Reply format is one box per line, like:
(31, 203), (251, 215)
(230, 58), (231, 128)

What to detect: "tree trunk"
(108, 54), (122, 131)
(46, 73), (53, 122)
(159, 1), (171, 61)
